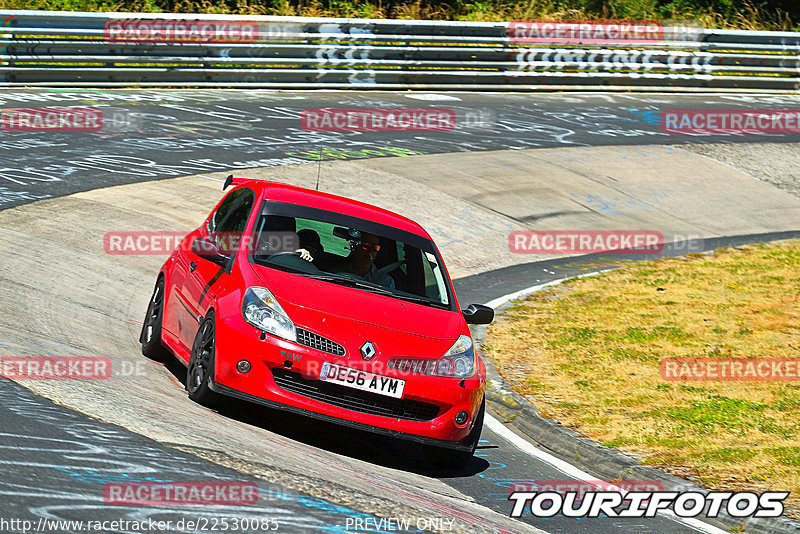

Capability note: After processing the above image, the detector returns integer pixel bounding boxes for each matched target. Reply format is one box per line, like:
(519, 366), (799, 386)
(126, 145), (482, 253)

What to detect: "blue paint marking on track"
(272, 494), (424, 533)
(54, 468), (410, 533)
(626, 109), (663, 126)
(53, 467), (171, 485)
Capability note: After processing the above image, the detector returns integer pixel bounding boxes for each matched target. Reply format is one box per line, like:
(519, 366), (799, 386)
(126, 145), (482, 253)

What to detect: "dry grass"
(484, 240), (800, 519)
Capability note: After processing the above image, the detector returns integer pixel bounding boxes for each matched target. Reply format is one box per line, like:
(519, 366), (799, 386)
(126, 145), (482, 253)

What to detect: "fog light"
(236, 360), (252, 373)
(455, 410), (469, 425)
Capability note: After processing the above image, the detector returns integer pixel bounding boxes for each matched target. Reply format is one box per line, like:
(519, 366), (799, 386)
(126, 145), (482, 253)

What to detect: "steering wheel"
(261, 251), (320, 272)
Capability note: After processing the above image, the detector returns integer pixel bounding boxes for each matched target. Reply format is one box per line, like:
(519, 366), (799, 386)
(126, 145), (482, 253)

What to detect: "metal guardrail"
(1, 10), (799, 91)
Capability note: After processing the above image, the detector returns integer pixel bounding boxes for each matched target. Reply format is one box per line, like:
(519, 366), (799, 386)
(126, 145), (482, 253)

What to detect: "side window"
(296, 218), (342, 255)
(208, 188), (254, 235)
(422, 253), (448, 305)
(207, 188), (254, 255)
(396, 242), (408, 275)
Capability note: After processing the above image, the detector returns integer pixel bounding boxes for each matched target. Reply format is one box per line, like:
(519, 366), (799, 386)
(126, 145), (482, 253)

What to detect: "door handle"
(190, 262), (197, 272)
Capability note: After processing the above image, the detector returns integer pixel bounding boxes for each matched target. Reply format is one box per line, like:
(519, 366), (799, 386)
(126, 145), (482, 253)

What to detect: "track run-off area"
(1, 90), (800, 534)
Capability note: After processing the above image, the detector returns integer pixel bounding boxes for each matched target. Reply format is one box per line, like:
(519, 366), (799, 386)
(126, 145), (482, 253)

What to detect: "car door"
(178, 187), (255, 348)
(162, 230), (196, 340)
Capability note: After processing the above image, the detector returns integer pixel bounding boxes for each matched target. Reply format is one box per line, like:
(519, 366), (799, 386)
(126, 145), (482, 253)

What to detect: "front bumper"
(213, 313), (485, 447)
(209, 381), (477, 451)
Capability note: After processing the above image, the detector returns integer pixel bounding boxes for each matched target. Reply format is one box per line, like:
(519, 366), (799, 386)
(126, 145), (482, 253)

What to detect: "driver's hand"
(296, 248), (314, 262)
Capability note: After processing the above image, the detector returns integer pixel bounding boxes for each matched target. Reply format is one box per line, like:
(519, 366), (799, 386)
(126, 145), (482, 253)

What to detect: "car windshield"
(249, 201), (452, 309)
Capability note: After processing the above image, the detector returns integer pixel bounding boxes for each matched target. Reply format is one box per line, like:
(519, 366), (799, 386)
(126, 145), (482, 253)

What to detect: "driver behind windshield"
(333, 232), (395, 289)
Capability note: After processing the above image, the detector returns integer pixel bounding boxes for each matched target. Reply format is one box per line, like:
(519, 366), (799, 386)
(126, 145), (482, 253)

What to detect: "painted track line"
(485, 414), (728, 534)
(483, 273), (731, 534)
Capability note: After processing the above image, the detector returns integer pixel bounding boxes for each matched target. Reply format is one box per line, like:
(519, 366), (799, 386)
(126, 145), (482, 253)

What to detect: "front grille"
(296, 327), (345, 357)
(271, 368), (440, 422)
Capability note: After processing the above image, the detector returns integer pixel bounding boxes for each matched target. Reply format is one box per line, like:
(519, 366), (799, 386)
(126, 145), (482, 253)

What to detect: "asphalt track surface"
(1, 89), (799, 534)
(0, 379), (369, 533)
(2, 89), (800, 210)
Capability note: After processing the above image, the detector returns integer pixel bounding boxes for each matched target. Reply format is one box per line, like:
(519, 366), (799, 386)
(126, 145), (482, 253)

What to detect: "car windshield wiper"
(392, 292), (450, 309)
(302, 273), (391, 294)
(300, 272), (361, 285)
(302, 273), (449, 308)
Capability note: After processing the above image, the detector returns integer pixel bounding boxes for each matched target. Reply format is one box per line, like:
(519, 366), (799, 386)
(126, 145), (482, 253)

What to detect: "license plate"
(319, 362), (405, 399)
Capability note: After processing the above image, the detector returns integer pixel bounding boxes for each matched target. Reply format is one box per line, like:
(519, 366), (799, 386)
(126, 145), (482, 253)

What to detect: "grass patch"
(485, 240), (800, 519)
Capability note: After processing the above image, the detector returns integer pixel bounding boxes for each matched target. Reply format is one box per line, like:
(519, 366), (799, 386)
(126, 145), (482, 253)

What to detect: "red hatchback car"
(140, 178), (494, 468)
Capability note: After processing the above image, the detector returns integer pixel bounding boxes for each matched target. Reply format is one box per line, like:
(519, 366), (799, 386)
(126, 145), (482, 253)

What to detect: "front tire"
(140, 277), (169, 361)
(187, 312), (221, 408)
(424, 398), (485, 470)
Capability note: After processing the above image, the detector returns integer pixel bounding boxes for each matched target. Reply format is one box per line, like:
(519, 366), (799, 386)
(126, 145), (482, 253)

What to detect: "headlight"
(242, 287), (296, 342)
(387, 335), (475, 378)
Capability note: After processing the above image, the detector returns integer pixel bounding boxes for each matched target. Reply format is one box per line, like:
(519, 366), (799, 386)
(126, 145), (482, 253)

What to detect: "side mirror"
(462, 304), (494, 325)
(191, 237), (229, 266)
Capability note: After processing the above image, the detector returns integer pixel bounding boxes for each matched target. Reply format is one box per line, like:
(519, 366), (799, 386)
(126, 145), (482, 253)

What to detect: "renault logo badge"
(360, 341), (376, 361)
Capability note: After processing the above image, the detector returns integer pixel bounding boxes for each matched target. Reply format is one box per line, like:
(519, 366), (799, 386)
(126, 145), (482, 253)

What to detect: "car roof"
(239, 179), (431, 238)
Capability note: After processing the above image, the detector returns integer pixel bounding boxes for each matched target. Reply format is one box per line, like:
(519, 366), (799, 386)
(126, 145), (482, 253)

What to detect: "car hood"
(249, 264), (463, 358)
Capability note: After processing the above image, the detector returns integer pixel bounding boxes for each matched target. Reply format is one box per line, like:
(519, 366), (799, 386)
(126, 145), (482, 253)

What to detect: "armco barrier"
(1, 10), (799, 91)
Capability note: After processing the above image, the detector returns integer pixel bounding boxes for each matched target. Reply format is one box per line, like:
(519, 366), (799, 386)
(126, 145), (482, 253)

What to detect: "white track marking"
(483, 272), (731, 534)
(485, 415), (729, 533)
(403, 93), (462, 101)
(194, 174), (225, 182)
(485, 269), (614, 310)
